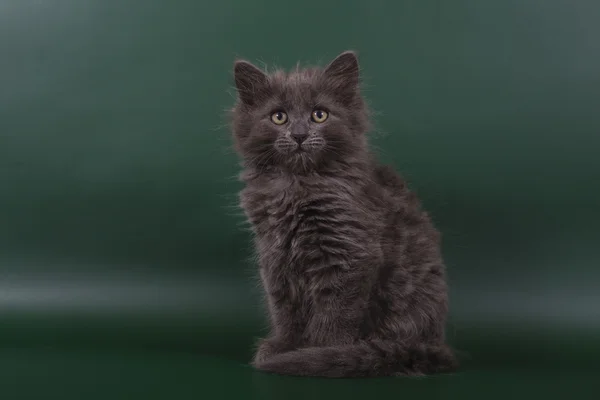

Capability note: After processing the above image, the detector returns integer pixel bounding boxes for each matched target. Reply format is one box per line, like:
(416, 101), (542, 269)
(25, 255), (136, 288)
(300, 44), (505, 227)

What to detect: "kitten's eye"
(271, 111), (288, 125)
(311, 109), (328, 123)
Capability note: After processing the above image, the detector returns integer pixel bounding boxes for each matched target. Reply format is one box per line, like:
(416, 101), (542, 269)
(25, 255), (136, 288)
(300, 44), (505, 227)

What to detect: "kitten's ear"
(321, 51), (360, 101)
(234, 60), (269, 106)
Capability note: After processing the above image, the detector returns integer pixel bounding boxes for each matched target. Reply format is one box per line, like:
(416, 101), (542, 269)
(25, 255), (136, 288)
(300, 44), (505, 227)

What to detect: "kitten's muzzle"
(291, 131), (308, 145)
(290, 124), (309, 144)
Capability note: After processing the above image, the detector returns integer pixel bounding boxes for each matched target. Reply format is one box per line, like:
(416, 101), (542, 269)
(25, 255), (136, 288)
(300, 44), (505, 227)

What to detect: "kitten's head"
(231, 51), (370, 173)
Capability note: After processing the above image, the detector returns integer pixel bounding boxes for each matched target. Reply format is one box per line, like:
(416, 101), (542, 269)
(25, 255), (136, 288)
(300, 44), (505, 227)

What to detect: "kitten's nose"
(290, 129), (308, 144)
(291, 132), (308, 144)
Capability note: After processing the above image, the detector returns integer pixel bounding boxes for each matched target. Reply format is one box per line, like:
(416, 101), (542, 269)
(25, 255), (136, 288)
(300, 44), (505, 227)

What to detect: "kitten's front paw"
(252, 338), (291, 367)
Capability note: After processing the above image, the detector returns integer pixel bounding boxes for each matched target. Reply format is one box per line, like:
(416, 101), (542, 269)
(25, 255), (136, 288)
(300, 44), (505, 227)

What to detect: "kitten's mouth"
(274, 141), (319, 157)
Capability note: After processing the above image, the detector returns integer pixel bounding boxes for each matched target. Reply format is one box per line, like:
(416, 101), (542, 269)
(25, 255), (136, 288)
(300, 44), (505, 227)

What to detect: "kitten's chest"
(253, 187), (315, 255)
(242, 178), (354, 269)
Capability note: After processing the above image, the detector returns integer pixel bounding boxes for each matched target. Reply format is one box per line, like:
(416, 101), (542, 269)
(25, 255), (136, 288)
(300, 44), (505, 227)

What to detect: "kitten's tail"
(253, 340), (458, 378)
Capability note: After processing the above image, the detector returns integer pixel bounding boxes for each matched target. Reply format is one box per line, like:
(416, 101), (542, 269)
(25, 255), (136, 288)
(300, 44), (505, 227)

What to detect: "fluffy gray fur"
(231, 51), (458, 378)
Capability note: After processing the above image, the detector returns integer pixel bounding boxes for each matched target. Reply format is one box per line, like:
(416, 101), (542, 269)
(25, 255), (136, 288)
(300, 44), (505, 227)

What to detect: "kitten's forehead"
(268, 68), (324, 110)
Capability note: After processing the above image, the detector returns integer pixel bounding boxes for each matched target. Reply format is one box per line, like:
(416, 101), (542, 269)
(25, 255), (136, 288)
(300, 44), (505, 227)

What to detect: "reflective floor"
(2, 347), (596, 400)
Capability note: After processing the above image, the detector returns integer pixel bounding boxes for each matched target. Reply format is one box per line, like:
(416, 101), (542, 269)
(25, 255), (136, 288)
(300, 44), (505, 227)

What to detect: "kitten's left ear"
(234, 60), (269, 106)
(321, 51), (360, 100)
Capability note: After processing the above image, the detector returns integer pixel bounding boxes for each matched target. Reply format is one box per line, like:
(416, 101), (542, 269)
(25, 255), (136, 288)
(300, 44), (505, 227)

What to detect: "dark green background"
(1, 0), (599, 398)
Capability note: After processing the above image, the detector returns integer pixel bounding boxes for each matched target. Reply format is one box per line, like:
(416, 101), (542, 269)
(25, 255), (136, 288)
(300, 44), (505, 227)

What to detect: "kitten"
(231, 51), (457, 377)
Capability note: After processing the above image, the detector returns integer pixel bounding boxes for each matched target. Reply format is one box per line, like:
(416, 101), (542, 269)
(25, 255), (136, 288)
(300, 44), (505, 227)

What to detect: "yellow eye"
(271, 111), (288, 125)
(312, 109), (328, 123)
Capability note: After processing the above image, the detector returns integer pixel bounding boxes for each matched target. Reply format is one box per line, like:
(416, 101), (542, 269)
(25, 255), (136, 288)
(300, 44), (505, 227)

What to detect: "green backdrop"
(1, 0), (599, 398)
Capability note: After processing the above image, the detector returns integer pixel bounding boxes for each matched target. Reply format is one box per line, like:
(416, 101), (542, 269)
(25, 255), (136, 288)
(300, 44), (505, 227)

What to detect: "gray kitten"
(231, 51), (457, 377)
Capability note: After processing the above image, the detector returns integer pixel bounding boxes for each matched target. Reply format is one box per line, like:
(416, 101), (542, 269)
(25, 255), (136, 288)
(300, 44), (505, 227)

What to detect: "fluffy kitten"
(231, 51), (457, 378)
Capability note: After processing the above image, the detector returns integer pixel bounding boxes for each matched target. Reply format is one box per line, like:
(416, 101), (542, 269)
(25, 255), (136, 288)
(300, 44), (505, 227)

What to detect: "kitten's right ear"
(321, 51), (360, 103)
(234, 60), (268, 106)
